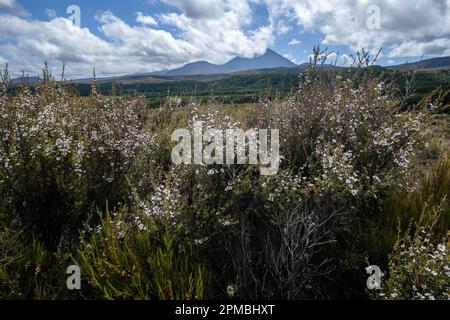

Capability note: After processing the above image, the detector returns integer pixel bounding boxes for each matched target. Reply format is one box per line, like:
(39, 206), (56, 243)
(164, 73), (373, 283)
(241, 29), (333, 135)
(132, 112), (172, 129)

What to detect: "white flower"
(194, 239), (204, 246)
(226, 284), (236, 297)
(220, 219), (232, 226)
(91, 131), (99, 141)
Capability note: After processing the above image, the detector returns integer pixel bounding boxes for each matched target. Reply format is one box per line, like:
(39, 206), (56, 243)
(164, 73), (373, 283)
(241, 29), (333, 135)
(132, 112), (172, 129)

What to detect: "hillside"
(390, 57), (450, 71)
(70, 67), (450, 109)
(152, 49), (297, 76)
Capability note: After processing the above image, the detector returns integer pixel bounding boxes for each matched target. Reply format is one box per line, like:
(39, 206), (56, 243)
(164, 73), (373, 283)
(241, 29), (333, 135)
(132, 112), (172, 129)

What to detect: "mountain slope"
(390, 57), (450, 70)
(11, 76), (41, 85)
(223, 49), (297, 73)
(159, 61), (223, 76)
(155, 49), (297, 76)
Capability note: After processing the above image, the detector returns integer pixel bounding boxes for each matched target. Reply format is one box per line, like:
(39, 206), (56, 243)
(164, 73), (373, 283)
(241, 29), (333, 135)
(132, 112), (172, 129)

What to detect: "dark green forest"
(71, 68), (450, 109)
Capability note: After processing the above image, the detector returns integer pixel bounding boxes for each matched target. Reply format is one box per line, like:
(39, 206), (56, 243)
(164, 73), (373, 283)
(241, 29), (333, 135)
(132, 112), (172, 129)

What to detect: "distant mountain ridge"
(390, 57), (450, 70)
(154, 49), (297, 76)
(11, 76), (41, 85)
(11, 53), (450, 84)
(135, 53), (450, 79)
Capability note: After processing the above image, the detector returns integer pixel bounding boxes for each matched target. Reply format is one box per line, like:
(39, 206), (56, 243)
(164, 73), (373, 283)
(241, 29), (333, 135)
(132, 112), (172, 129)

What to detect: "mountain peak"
(156, 49), (297, 76)
(262, 48), (278, 55)
(232, 48), (284, 61)
(224, 49), (296, 73)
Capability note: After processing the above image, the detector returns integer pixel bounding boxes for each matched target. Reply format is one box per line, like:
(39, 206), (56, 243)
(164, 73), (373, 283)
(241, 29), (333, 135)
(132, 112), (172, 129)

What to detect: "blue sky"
(24, 0), (321, 54)
(1, 0), (449, 78)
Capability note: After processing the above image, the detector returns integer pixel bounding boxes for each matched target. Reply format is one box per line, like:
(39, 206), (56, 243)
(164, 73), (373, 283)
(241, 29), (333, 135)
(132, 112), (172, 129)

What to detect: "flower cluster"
(255, 73), (427, 202)
(0, 78), (154, 247)
(0, 83), (153, 183)
(377, 229), (450, 300)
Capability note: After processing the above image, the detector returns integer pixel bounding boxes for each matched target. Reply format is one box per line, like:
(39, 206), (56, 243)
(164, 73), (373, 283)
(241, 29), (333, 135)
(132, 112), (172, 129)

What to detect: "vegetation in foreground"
(0, 54), (449, 300)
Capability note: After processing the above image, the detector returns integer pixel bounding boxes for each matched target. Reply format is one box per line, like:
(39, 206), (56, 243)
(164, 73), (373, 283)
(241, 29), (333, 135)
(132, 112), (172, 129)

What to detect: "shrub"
(120, 57), (433, 299)
(376, 228), (449, 300)
(0, 220), (75, 299)
(0, 67), (153, 248)
(0, 55), (445, 300)
(363, 156), (450, 270)
(76, 206), (209, 300)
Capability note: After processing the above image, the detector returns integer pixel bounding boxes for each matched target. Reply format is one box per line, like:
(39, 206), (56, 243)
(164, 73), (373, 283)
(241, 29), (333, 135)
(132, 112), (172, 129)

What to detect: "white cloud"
(275, 19), (291, 35)
(288, 38), (301, 45)
(282, 53), (298, 64)
(158, 0), (274, 61)
(0, 0), (15, 8)
(0, 4), (274, 78)
(3, 0), (449, 78)
(0, 15), (119, 77)
(327, 52), (354, 66)
(264, 0), (450, 57)
(310, 52), (354, 66)
(389, 38), (450, 58)
(161, 0), (225, 19)
(0, 0), (28, 16)
(45, 8), (57, 19)
(136, 12), (158, 26)
(339, 54), (354, 66)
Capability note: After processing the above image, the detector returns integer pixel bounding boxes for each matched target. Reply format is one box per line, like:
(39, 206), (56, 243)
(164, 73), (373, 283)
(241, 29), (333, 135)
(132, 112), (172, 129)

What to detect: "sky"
(0, 0), (449, 78)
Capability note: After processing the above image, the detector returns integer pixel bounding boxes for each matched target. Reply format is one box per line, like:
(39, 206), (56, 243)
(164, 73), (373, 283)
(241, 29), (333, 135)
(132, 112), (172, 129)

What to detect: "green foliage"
(76, 207), (209, 300)
(0, 70), (152, 248)
(70, 68), (450, 111)
(375, 229), (449, 300)
(362, 156), (450, 269)
(0, 60), (448, 300)
(0, 221), (75, 299)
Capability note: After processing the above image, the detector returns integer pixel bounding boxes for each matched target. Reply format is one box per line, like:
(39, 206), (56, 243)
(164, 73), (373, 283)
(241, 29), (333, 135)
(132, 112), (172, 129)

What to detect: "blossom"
(226, 284), (237, 297)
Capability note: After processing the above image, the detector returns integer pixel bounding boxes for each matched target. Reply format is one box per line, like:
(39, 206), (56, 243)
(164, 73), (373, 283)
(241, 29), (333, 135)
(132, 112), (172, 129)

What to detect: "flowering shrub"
(125, 67), (432, 299)
(257, 71), (426, 202)
(0, 68), (153, 248)
(0, 59), (446, 300)
(377, 229), (450, 300)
